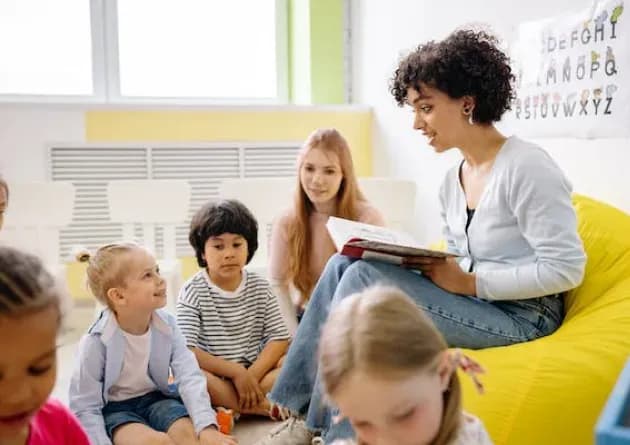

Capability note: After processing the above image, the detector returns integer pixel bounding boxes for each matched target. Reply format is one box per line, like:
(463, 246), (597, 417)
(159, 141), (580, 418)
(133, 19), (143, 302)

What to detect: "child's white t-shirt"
(108, 327), (157, 401)
(452, 412), (493, 444)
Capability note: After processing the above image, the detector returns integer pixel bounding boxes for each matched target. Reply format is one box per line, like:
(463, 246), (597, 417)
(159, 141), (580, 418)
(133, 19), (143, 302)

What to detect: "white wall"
(0, 107), (85, 182)
(352, 0), (629, 244)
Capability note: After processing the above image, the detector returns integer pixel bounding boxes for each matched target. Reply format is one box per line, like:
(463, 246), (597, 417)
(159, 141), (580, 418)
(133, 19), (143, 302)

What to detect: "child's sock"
(269, 403), (291, 421)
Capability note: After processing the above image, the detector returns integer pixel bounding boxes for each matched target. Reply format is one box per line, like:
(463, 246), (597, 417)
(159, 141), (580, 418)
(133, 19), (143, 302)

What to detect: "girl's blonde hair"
(0, 177), (8, 201)
(319, 286), (462, 445)
(0, 246), (64, 321)
(286, 128), (366, 301)
(76, 242), (142, 307)
(0, 177), (8, 231)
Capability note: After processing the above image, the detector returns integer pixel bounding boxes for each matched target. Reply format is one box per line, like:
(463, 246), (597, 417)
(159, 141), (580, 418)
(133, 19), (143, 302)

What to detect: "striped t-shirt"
(176, 269), (290, 366)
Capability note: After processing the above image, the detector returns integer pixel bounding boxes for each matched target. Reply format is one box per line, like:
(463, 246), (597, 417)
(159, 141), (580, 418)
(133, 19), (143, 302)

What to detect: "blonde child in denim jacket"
(69, 242), (237, 445)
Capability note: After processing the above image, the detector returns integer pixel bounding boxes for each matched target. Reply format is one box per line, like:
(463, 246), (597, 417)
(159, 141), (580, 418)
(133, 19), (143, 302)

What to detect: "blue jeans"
(102, 391), (189, 438)
(269, 254), (563, 442)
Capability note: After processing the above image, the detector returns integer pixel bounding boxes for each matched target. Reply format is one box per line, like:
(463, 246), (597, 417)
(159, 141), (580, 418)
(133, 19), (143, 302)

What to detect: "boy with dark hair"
(177, 199), (289, 419)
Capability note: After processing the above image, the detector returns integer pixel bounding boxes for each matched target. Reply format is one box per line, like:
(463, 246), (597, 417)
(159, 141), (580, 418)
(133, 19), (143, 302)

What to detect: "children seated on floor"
(177, 199), (290, 419)
(69, 242), (236, 445)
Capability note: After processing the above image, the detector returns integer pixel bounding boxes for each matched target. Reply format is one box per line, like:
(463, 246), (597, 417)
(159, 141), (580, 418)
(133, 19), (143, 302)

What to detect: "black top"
(465, 207), (476, 272)
(465, 207), (476, 232)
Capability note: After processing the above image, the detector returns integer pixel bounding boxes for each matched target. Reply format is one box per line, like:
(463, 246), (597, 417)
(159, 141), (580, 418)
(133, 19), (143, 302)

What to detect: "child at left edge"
(69, 242), (237, 445)
(0, 245), (90, 445)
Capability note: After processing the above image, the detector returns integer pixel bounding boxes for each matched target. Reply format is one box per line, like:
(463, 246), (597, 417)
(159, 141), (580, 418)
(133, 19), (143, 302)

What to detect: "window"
(115, 0), (281, 100)
(0, 0), (94, 98)
(0, 0), (287, 103)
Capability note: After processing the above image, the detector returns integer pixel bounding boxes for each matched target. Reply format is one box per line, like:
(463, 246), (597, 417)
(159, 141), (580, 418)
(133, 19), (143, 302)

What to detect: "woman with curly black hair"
(256, 29), (586, 445)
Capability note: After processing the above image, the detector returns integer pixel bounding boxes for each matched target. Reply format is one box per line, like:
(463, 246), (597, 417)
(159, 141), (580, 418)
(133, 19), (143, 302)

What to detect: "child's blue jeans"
(102, 391), (189, 438)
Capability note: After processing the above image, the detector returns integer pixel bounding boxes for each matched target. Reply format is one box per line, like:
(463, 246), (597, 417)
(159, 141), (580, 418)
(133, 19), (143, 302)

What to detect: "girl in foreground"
(319, 286), (492, 445)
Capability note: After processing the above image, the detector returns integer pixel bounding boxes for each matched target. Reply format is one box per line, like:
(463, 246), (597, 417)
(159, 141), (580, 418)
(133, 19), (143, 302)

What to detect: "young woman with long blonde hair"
(268, 128), (384, 331)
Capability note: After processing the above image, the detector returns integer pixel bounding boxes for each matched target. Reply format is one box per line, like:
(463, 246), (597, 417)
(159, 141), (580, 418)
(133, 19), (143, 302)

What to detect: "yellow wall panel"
(85, 109), (373, 175)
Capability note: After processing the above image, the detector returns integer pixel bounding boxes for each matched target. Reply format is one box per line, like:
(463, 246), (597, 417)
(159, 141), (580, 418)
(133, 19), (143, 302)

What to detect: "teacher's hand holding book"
(404, 256), (476, 296)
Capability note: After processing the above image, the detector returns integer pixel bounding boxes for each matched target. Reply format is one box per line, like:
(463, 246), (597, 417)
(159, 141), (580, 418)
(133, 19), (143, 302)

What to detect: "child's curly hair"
(389, 29), (515, 124)
(189, 199), (259, 267)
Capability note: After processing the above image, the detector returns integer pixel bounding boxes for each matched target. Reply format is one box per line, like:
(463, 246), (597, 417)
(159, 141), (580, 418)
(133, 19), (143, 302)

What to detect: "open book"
(326, 216), (456, 264)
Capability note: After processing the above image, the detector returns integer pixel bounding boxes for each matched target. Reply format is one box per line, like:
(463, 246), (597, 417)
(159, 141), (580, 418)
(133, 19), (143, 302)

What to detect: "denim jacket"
(69, 309), (216, 445)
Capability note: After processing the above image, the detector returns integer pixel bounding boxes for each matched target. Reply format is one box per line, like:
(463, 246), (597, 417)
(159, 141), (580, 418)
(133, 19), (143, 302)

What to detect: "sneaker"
(255, 417), (314, 445)
(216, 407), (235, 434)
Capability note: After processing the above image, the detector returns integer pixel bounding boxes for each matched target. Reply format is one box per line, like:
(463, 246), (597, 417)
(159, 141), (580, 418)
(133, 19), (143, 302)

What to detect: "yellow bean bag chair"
(460, 195), (630, 445)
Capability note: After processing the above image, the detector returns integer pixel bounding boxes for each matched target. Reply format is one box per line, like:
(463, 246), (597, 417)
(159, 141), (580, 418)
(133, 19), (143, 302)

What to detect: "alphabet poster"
(509, 0), (627, 138)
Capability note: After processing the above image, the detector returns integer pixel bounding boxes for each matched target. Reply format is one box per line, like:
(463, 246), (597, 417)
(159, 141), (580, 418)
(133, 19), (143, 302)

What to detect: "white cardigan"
(439, 136), (586, 300)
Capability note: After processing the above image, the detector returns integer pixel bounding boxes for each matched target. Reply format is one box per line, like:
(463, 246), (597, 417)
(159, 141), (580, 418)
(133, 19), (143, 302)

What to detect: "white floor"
(53, 304), (276, 444)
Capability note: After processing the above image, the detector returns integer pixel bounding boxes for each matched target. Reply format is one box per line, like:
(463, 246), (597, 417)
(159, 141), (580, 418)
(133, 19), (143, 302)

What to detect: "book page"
(326, 216), (418, 250)
(326, 216), (456, 259)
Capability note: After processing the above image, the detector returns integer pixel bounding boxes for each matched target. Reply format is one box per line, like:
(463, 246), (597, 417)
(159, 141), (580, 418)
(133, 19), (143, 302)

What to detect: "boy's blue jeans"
(102, 391), (189, 439)
(268, 254), (563, 442)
